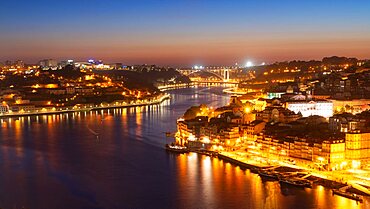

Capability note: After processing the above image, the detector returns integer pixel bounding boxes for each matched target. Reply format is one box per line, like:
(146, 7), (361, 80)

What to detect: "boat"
(258, 170), (279, 180)
(279, 177), (312, 188)
(165, 144), (189, 153)
(332, 189), (363, 202)
(165, 132), (173, 137)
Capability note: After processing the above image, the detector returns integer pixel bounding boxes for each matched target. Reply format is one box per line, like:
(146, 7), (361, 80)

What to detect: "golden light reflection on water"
(8, 117), (12, 128)
(14, 119), (23, 158)
(121, 108), (128, 130)
(134, 106), (143, 139)
(186, 152), (198, 183)
(176, 154), (269, 208)
(250, 171), (264, 208)
(201, 156), (215, 205)
(334, 192), (363, 209)
(185, 152), (199, 206)
(263, 182), (281, 209)
(315, 185), (325, 208)
(1, 119), (8, 128)
(174, 152), (369, 209)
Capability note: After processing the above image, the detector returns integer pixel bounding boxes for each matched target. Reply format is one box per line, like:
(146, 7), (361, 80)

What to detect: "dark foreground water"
(0, 86), (368, 209)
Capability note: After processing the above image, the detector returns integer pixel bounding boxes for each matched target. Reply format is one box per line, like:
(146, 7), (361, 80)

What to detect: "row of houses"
(0, 103), (56, 114)
(46, 87), (94, 95)
(249, 132), (370, 170)
(176, 116), (241, 148)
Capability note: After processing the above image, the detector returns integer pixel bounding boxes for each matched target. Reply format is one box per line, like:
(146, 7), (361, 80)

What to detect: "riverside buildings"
(345, 132), (370, 161)
(176, 94), (370, 171)
(0, 61), (184, 116)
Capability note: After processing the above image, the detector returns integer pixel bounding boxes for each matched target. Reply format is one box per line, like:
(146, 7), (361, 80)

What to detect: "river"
(0, 86), (368, 209)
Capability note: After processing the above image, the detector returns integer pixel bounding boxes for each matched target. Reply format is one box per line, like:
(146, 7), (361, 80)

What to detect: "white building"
(0, 104), (9, 114)
(285, 95), (333, 118)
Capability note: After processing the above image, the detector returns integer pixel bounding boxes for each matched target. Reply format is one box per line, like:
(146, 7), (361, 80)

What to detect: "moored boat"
(279, 177), (312, 188)
(332, 189), (363, 202)
(165, 144), (189, 153)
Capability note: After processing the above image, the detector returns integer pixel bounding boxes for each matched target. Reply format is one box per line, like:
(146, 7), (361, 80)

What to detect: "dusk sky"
(1, 0), (370, 66)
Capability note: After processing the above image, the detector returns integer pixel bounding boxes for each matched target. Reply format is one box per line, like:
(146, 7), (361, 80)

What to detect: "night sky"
(1, 0), (369, 66)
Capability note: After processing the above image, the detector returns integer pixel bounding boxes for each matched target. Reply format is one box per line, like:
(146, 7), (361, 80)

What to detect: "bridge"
(178, 67), (255, 84)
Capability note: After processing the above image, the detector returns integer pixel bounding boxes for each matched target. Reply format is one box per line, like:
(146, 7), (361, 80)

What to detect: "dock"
(348, 181), (370, 196)
(217, 153), (268, 171)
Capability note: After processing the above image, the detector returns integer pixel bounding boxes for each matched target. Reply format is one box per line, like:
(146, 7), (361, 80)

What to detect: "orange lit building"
(345, 132), (370, 161)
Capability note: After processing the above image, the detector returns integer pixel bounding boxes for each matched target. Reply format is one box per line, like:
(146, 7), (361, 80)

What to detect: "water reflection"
(173, 152), (369, 209)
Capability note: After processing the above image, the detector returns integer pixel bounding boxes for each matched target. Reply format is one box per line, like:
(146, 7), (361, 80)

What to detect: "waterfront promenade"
(218, 150), (370, 195)
(0, 94), (170, 118)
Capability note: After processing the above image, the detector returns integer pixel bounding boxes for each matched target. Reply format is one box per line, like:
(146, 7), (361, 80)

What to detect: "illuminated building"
(254, 135), (289, 159)
(267, 91), (285, 99)
(345, 132), (370, 161)
(219, 126), (240, 146)
(313, 140), (346, 170)
(289, 138), (313, 161)
(74, 62), (93, 69)
(254, 98), (267, 111)
(332, 99), (370, 114)
(267, 85), (296, 99)
(285, 95), (333, 118)
(0, 103), (9, 114)
(176, 110), (243, 148)
(9, 104), (37, 112)
(256, 106), (301, 123)
(176, 116), (208, 146)
(244, 120), (266, 143)
(252, 135), (347, 170)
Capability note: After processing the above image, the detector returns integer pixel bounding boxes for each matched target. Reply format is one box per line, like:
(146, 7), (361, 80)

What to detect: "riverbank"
(222, 87), (246, 95)
(0, 94), (170, 118)
(158, 83), (195, 91)
(217, 152), (268, 171)
(187, 150), (370, 197)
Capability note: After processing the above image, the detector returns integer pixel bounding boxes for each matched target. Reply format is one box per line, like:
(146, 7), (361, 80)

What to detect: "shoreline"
(222, 87), (247, 95)
(217, 153), (267, 171)
(187, 151), (370, 197)
(0, 94), (171, 118)
(0, 83), (202, 119)
(157, 83), (195, 91)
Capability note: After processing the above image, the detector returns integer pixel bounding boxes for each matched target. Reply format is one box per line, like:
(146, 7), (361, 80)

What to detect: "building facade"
(285, 100), (333, 118)
(345, 132), (370, 161)
(0, 104), (9, 114)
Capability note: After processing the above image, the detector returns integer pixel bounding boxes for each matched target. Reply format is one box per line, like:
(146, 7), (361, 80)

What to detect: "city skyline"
(1, 0), (370, 66)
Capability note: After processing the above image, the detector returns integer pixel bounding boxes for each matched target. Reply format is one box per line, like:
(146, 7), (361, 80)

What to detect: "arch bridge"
(178, 68), (233, 82)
